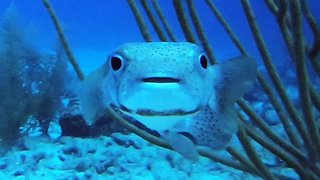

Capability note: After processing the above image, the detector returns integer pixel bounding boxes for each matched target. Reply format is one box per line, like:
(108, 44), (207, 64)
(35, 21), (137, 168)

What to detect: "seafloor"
(0, 132), (287, 180)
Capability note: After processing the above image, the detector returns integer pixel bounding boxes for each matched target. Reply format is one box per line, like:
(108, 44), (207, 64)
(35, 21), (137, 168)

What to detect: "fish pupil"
(200, 55), (208, 69)
(111, 56), (122, 71)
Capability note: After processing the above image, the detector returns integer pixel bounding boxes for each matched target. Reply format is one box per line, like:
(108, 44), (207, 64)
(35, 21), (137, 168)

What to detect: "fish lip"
(142, 77), (180, 83)
(120, 105), (201, 116)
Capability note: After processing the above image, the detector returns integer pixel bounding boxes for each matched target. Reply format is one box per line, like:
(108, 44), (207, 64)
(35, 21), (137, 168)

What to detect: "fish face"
(106, 42), (214, 118)
(80, 42), (257, 160)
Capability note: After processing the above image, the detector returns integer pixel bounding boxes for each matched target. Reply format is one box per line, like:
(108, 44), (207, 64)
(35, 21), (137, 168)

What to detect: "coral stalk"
(205, 0), (299, 146)
(140, 0), (168, 41)
(241, 0), (314, 161)
(237, 98), (307, 163)
(42, 0), (84, 80)
(290, 0), (320, 162)
(185, 0), (216, 64)
(237, 126), (276, 180)
(151, 0), (177, 41)
(205, 0), (248, 56)
(172, 0), (196, 43)
(127, 0), (152, 42)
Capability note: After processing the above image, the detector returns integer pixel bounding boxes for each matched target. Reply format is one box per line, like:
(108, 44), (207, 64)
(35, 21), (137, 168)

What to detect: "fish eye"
(199, 54), (208, 69)
(110, 55), (123, 71)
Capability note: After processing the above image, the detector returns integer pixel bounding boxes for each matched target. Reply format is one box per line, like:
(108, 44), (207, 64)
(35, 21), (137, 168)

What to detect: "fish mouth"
(142, 77), (180, 83)
(120, 105), (200, 116)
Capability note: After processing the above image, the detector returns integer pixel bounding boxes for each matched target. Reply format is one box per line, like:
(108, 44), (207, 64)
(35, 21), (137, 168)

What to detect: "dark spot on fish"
(179, 132), (196, 143)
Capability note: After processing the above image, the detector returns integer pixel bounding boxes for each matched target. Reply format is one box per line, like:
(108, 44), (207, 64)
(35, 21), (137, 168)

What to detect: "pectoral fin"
(78, 66), (108, 125)
(208, 56), (257, 134)
(215, 56), (257, 109)
(161, 130), (199, 162)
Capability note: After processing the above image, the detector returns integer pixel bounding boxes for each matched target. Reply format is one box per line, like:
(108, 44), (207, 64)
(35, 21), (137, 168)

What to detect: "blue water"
(1, 0), (318, 74)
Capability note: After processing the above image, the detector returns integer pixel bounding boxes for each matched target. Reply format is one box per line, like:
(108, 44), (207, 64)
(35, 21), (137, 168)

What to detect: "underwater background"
(0, 0), (319, 179)
(0, 0), (318, 73)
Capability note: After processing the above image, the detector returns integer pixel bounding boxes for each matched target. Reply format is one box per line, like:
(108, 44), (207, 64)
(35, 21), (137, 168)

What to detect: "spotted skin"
(189, 106), (235, 149)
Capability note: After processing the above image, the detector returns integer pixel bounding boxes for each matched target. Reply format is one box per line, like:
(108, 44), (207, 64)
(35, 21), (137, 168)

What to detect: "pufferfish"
(79, 42), (257, 161)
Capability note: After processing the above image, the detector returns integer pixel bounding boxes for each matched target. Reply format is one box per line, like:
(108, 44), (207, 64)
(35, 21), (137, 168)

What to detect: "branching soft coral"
(0, 5), (31, 152)
(0, 5), (69, 153)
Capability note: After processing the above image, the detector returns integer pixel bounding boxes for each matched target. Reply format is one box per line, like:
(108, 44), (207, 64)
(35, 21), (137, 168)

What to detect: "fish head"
(80, 42), (257, 160)
(106, 42), (214, 120)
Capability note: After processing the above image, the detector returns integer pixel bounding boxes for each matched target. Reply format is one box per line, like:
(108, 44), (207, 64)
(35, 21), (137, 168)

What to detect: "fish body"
(79, 42), (257, 160)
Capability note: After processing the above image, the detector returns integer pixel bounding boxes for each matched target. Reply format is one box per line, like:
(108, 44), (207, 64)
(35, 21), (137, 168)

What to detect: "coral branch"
(127, 0), (152, 42)
(205, 0), (300, 147)
(185, 0), (216, 64)
(239, 118), (316, 179)
(151, 0), (177, 42)
(172, 0), (196, 43)
(237, 126), (276, 179)
(42, 0), (84, 80)
(237, 98), (307, 162)
(226, 147), (260, 175)
(140, 0), (168, 41)
(290, 0), (320, 162)
(205, 0), (248, 56)
(241, 0), (314, 160)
